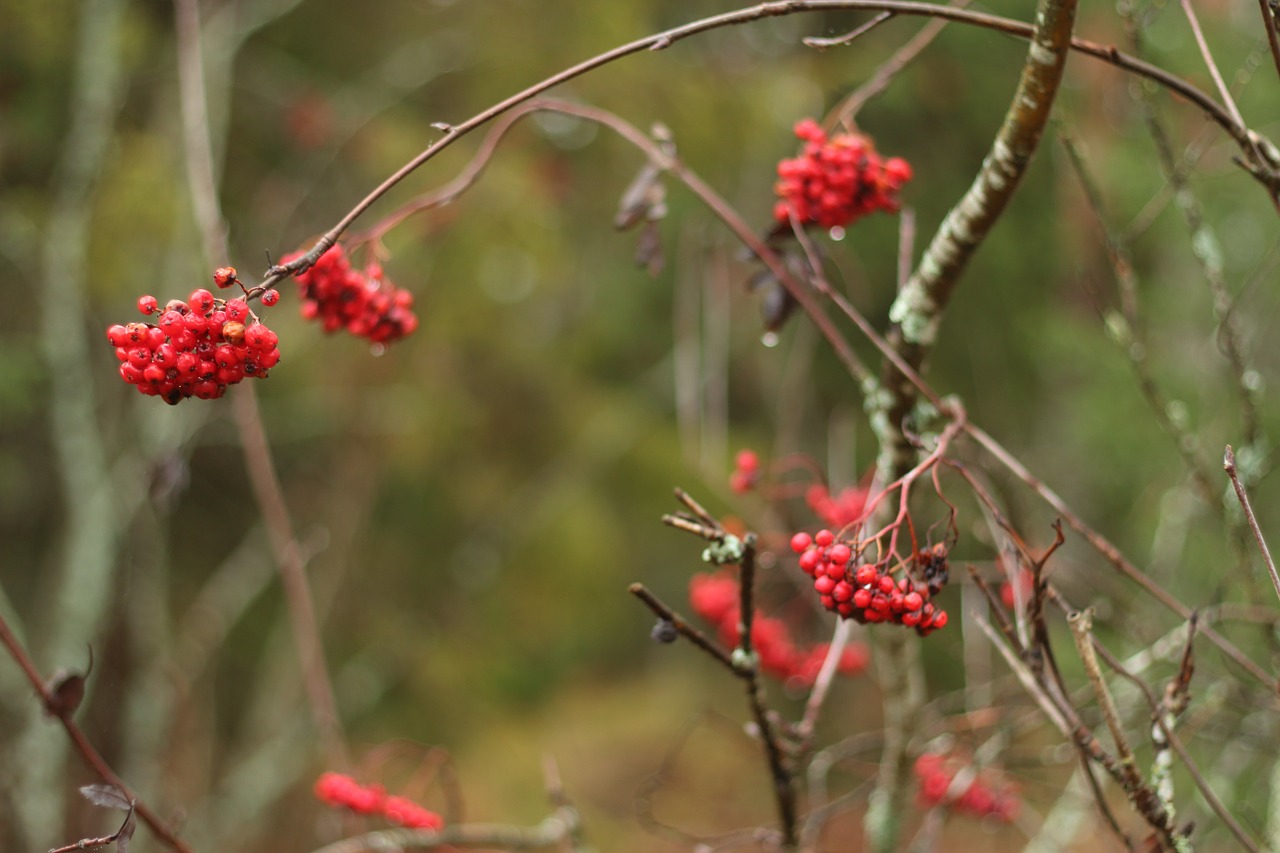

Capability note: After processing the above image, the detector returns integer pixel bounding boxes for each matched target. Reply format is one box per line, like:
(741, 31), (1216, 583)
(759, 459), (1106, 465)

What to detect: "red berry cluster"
(805, 483), (869, 529)
(729, 449), (761, 494)
(285, 246), (418, 344)
(773, 119), (912, 230)
(689, 571), (869, 686)
(914, 753), (1020, 823)
(106, 288), (280, 405)
(313, 772), (444, 830)
(790, 531), (949, 635)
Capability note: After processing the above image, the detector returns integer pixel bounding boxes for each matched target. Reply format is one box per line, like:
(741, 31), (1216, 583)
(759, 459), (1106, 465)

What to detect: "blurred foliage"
(1, 0), (1278, 850)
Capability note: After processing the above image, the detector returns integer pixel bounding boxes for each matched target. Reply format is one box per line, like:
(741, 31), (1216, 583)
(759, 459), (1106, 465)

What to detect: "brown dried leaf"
(80, 784), (132, 811)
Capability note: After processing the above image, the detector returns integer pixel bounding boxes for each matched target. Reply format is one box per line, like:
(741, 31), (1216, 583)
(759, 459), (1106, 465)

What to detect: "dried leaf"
(115, 810), (136, 853)
(80, 784), (132, 811)
(45, 672), (86, 717)
(614, 163), (665, 231)
(44, 646), (93, 718)
(634, 220), (664, 277)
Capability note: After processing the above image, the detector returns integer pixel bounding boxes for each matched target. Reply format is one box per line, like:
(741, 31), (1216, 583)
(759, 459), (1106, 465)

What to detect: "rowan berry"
(137, 295), (158, 315)
(790, 532), (813, 553)
(261, 288), (280, 306)
(213, 266), (238, 288)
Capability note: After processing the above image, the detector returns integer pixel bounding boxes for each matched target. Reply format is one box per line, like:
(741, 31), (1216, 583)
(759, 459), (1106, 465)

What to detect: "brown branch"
(967, 422), (1274, 688)
(1225, 445), (1280, 605)
(259, 0), (1273, 291)
(0, 611), (194, 853)
(233, 387), (347, 763)
(629, 583), (737, 670)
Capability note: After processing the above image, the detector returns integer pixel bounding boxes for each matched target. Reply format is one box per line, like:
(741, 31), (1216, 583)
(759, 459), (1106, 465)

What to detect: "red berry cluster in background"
(107, 286), (280, 405)
(773, 119), (912, 230)
(689, 571), (869, 686)
(790, 531), (949, 635)
(913, 752), (1020, 823)
(313, 772), (444, 830)
(285, 245), (418, 345)
(1000, 566), (1034, 609)
(729, 449), (761, 494)
(805, 483), (869, 529)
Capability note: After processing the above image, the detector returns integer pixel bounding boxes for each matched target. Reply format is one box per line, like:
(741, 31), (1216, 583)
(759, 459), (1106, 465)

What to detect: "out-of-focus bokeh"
(2, 0), (1277, 849)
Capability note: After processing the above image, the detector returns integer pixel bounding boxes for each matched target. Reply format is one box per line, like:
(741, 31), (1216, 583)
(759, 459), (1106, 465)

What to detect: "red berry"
(260, 288), (280, 306)
(790, 532), (813, 553)
(213, 266), (238, 288)
(189, 289), (215, 314)
(137, 295), (158, 315)
(225, 299), (249, 322)
(814, 529), (834, 547)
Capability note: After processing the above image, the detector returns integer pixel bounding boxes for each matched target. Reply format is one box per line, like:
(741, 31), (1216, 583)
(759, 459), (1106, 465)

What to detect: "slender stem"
(1224, 445), (1280, 604)
(628, 583), (736, 669)
(1178, 0), (1245, 130)
(1067, 610), (1138, 782)
(1258, 0), (1280, 84)
(233, 387), (347, 763)
(260, 0), (1270, 289)
(0, 611), (194, 853)
(306, 816), (579, 853)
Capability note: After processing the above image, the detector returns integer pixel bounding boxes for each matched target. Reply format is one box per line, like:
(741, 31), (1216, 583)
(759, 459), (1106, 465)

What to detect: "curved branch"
(258, 0), (1268, 288)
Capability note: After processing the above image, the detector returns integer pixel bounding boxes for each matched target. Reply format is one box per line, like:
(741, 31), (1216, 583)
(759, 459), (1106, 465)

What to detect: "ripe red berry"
(814, 529), (834, 548)
(790, 532), (812, 553)
(261, 288), (280, 306)
(137, 295), (158, 315)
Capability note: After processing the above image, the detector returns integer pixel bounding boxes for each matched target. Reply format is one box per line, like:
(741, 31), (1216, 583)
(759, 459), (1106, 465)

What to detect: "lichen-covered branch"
(862, 0), (1078, 848)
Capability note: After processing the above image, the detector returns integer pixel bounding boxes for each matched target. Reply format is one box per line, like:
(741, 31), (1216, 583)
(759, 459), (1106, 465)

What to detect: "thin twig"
(260, 0), (1275, 290)
(1178, 0), (1245, 130)
(629, 583), (736, 670)
(804, 11), (894, 48)
(1257, 0), (1280, 83)
(0, 611), (194, 853)
(1225, 445), (1280, 604)
(306, 815), (580, 853)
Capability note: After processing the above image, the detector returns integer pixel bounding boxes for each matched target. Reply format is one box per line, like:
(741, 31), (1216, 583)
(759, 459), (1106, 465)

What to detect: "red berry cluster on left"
(790, 531), (949, 635)
(314, 772), (444, 830)
(106, 286), (280, 405)
(914, 753), (1020, 823)
(773, 118), (912, 230)
(689, 571), (869, 686)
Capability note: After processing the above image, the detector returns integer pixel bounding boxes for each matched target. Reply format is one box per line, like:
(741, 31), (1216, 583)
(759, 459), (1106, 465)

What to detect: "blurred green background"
(1, 0), (1278, 850)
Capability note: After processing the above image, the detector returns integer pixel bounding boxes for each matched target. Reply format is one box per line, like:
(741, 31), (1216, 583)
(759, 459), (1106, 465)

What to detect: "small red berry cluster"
(285, 246), (418, 344)
(805, 483), (869, 529)
(773, 119), (912, 230)
(313, 772), (444, 830)
(107, 283), (280, 405)
(729, 449), (761, 494)
(790, 531), (949, 635)
(689, 571), (869, 686)
(914, 753), (1020, 823)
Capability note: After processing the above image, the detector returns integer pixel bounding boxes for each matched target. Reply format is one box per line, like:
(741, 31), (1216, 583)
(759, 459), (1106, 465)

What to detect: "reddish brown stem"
(0, 612), (194, 853)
